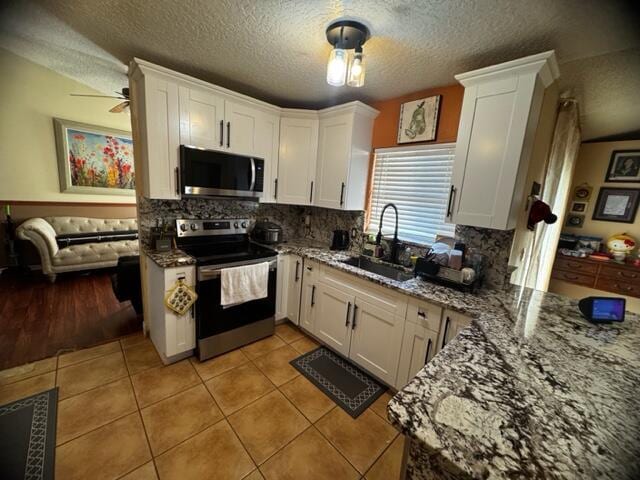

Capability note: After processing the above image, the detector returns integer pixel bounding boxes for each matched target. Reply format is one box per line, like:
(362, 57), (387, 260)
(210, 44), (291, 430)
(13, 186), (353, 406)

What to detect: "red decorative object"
(527, 200), (558, 230)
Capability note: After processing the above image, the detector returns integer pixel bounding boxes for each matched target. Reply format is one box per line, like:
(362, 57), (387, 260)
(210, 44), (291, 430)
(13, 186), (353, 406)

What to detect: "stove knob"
(179, 224), (188, 232)
(234, 222), (239, 228)
(241, 222), (247, 228)
(190, 223), (199, 231)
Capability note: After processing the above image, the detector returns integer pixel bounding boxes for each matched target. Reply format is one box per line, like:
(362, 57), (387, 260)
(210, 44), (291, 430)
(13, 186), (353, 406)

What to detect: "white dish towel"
(220, 262), (269, 307)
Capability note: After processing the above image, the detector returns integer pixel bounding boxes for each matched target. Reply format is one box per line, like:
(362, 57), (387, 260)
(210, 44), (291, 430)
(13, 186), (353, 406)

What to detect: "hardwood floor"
(0, 269), (141, 370)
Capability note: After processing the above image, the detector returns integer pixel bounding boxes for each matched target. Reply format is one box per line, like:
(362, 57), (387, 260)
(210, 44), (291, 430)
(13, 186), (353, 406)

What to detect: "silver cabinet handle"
(446, 185), (455, 218)
(311, 285), (316, 306)
(219, 120), (224, 147)
(226, 121), (231, 148)
(345, 302), (351, 327)
(352, 304), (358, 329)
(295, 260), (300, 282)
(309, 181), (314, 203)
(274, 178), (278, 199)
(417, 310), (426, 319)
(175, 167), (180, 195)
(441, 317), (450, 349)
(424, 339), (432, 364)
(339, 182), (345, 206)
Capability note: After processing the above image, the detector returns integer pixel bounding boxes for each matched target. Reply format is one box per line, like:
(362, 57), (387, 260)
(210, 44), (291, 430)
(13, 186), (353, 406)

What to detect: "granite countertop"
(142, 246), (196, 268)
(275, 243), (640, 479)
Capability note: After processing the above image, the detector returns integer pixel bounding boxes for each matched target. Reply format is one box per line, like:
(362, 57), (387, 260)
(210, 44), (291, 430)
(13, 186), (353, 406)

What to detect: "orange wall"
(370, 83), (464, 149)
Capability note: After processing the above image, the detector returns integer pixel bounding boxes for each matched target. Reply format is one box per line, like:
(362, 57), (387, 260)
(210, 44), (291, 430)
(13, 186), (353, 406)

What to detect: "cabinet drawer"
(595, 277), (640, 298)
(553, 257), (598, 275)
(406, 299), (442, 333)
(598, 265), (640, 283)
(551, 269), (596, 287)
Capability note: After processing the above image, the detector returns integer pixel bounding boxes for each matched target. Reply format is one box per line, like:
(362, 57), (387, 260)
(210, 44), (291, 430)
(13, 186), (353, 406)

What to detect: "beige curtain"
(520, 99), (581, 291)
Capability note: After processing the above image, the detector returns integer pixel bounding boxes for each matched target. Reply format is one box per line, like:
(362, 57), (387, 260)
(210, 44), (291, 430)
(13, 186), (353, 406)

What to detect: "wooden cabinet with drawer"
(552, 255), (640, 299)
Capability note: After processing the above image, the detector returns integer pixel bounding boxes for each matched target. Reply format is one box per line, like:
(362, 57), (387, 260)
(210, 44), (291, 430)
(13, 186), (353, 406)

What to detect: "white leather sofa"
(16, 217), (139, 282)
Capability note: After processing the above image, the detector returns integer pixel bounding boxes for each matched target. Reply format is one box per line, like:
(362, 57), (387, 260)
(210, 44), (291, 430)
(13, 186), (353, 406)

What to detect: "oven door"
(195, 257), (276, 343)
(180, 145), (264, 198)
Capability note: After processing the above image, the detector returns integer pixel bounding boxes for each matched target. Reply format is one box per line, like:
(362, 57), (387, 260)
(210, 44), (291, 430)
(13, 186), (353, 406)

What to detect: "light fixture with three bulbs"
(325, 20), (370, 88)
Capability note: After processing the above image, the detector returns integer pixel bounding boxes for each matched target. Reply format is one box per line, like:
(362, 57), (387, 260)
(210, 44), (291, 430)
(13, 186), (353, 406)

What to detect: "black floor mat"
(290, 347), (385, 418)
(0, 388), (58, 480)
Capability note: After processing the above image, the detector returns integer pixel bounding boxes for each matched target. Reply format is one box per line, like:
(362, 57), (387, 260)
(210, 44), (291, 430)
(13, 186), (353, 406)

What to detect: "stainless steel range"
(176, 218), (278, 361)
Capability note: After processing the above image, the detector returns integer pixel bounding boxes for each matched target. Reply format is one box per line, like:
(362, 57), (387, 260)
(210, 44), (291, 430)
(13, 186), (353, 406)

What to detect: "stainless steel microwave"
(179, 145), (264, 199)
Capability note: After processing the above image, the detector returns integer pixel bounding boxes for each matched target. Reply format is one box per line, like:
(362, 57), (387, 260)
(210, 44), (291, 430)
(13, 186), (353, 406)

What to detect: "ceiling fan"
(70, 87), (130, 113)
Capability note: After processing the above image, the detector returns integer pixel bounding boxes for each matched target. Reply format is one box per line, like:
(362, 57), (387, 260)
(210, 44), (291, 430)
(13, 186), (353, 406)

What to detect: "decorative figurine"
(606, 233), (636, 262)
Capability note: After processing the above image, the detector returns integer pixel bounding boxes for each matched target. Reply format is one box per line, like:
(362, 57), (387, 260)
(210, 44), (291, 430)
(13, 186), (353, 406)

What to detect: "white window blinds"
(367, 143), (456, 244)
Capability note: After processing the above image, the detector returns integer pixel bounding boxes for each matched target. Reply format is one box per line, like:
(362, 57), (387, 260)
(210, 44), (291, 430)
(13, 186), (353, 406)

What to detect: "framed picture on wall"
(397, 95), (441, 144)
(573, 184), (593, 201)
(565, 214), (585, 228)
(605, 150), (640, 182)
(53, 118), (135, 196)
(571, 201), (587, 213)
(592, 187), (640, 223)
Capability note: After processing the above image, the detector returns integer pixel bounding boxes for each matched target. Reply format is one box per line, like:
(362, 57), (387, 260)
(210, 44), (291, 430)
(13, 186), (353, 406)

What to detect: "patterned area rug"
(0, 388), (58, 480)
(290, 347), (385, 418)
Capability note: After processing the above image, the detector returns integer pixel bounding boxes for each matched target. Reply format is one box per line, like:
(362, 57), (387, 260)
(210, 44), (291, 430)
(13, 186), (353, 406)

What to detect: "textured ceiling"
(2, 0), (640, 139)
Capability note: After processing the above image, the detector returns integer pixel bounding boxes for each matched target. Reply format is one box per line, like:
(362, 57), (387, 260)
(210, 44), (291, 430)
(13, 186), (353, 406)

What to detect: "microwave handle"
(249, 158), (256, 191)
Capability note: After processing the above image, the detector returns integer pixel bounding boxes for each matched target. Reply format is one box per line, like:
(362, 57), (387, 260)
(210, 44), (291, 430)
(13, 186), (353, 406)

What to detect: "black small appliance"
(331, 230), (350, 250)
(578, 296), (625, 323)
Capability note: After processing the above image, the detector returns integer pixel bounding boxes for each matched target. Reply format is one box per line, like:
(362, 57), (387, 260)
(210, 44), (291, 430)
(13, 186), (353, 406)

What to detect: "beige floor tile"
(260, 427), (359, 480)
(252, 345), (300, 386)
(228, 390), (310, 465)
(120, 461), (158, 479)
(205, 363), (274, 415)
(315, 408), (398, 474)
(124, 339), (163, 374)
(190, 349), (249, 381)
(275, 323), (304, 344)
(141, 384), (223, 455)
(0, 357), (57, 386)
(290, 336), (319, 355)
(365, 434), (405, 480)
(120, 331), (147, 349)
(241, 335), (285, 360)
(369, 391), (393, 423)
(131, 360), (201, 408)
(155, 420), (255, 480)
(56, 377), (137, 445)
(279, 376), (335, 423)
(243, 470), (264, 480)
(56, 351), (128, 399)
(55, 412), (151, 480)
(0, 371), (55, 405)
(58, 341), (121, 368)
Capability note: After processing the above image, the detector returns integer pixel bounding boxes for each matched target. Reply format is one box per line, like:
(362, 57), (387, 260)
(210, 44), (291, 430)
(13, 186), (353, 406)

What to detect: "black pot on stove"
(251, 219), (283, 244)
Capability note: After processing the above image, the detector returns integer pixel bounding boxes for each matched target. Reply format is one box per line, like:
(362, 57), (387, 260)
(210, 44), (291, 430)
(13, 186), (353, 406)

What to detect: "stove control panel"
(176, 218), (251, 237)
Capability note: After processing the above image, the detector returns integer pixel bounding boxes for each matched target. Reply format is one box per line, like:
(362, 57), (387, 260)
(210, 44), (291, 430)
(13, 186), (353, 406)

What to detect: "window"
(367, 143), (456, 244)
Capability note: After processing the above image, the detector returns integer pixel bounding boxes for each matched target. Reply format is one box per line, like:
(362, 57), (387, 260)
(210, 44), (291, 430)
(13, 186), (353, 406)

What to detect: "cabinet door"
(437, 310), (472, 352)
(163, 266), (196, 358)
(277, 117), (318, 205)
(144, 75), (181, 199)
(348, 298), (405, 385)
(286, 255), (303, 324)
(225, 100), (261, 156)
(275, 254), (288, 321)
(315, 113), (352, 209)
(299, 262), (318, 334)
(179, 86), (225, 150)
(314, 283), (354, 357)
(449, 74), (537, 229)
(257, 112), (280, 203)
(395, 323), (439, 389)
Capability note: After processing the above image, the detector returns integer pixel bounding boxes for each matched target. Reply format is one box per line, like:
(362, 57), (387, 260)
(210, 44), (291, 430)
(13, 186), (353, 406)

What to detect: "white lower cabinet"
(313, 282), (354, 357)
(299, 260), (319, 333)
(437, 309), (472, 351)
(396, 323), (440, 388)
(285, 254), (303, 324)
(143, 256), (196, 364)
(275, 254), (288, 321)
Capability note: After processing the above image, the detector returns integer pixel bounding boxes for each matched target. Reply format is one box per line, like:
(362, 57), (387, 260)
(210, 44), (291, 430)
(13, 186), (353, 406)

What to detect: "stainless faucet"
(375, 203), (400, 263)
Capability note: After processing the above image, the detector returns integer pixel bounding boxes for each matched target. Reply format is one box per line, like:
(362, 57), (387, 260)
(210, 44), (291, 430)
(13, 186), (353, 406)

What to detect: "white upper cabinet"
(178, 86), (225, 150)
(225, 100), (261, 156)
(315, 103), (379, 210)
(448, 51), (560, 230)
(129, 66), (181, 200)
(276, 113), (319, 205)
(256, 111), (280, 203)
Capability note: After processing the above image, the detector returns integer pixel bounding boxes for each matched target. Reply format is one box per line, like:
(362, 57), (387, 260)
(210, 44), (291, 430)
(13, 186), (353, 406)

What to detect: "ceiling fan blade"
(70, 93), (123, 99)
(109, 101), (130, 113)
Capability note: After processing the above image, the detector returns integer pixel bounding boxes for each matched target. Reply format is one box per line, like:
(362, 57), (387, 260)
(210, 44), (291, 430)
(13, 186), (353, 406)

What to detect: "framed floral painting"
(53, 118), (135, 195)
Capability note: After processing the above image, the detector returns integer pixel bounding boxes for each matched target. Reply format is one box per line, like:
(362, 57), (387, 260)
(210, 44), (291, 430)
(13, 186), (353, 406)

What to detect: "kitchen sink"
(341, 255), (414, 282)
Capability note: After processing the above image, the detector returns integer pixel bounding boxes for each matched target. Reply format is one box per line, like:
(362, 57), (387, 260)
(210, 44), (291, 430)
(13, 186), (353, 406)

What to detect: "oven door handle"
(198, 258), (277, 281)
(249, 157), (256, 192)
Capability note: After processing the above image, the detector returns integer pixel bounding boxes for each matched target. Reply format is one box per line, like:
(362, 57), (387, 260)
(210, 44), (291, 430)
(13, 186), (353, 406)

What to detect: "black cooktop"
(179, 238), (277, 266)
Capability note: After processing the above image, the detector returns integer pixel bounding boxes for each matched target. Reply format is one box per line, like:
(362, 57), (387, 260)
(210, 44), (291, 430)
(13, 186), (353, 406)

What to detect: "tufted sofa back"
(45, 217), (138, 235)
